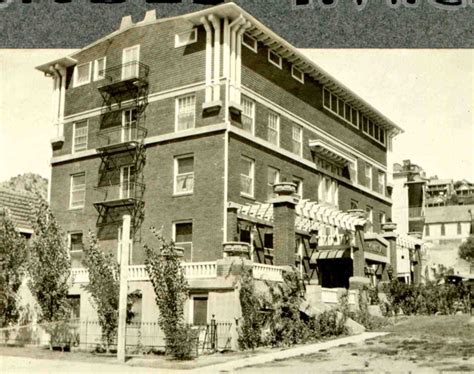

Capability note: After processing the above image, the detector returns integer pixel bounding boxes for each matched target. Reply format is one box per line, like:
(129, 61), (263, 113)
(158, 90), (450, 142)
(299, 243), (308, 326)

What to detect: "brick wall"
(51, 132), (226, 265)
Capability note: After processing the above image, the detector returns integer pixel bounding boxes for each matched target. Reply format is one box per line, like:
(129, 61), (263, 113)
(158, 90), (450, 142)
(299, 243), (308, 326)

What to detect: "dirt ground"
(238, 315), (474, 373)
(1, 315), (473, 373)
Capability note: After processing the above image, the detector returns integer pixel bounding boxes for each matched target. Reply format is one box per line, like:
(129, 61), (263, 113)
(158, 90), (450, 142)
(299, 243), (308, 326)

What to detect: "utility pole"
(117, 215), (131, 362)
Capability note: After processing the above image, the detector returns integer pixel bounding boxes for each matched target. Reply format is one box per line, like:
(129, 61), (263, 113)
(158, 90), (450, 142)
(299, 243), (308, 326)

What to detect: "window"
(293, 177), (303, 198)
(176, 94), (196, 131)
(457, 222), (462, 235)
(240, 157), (254, 198)
(292, 125), (303, 156)
(318, 176), (338, 206)
(268, 50), (282, 69)
(67, 295), (80, 320)
(128, 294), (142, 325)
(73, 121), (88, 153)
(120, 165), (135, 199)
(267, 112), (280, 146)
(122, 45), (140, 80)
(68, 232), (84, 268)
(425, 224), (430, 237)
(175, 29), (197, 48)
(379, 212), (386, 225)
(242, 33), (257, 52)
(350, 200), (358, 210)
(349, 161), (357, 183)
(441, 223), (446, 236)
(70, 173), (86, 209)
(241, 96), (255, 134)
(191, 295), (208, 326)
(267, 167), (280, 200)
(174, 155), (194, 195)
(174, 221), (193, 260)
(322, 88), (359, 129)
(94, 57), (106, 81)
(365, 164), (373, 190)
(122, 108), (137, 142)
(73, 62), (92, 87)
(291, 65), (304, 83)
(366, 206), (373, 233)
(378, 171), (386, 195)
(292, 0), (314, 9)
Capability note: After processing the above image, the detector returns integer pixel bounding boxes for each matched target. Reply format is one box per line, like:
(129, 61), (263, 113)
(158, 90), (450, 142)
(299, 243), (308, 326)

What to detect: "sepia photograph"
(0, 1), (473, 373)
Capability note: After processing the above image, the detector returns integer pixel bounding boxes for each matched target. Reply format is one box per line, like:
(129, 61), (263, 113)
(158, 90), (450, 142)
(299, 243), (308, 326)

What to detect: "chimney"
(119, 15), (133, 31)
(142, 9), (157, 23)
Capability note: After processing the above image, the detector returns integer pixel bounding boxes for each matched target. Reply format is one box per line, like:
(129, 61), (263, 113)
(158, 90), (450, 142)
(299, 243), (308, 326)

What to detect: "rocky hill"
(0, 173), (48, 200)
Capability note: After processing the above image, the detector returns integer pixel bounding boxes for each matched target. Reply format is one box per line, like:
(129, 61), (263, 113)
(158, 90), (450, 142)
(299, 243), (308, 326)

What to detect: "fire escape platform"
(98, 78), (147, 96)
(96, 140), (142, 155)
(93, 197), (140, 209)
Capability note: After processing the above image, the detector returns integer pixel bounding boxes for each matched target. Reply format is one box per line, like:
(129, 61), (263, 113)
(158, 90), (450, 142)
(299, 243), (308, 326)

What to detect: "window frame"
(241, 96), (255, 135)
(93, 57), (107, 81)
(292, 124), (303, 157)
(73, 61), (92, 87)
(293, 177), (304, 199)
(457, 222), (462, 235)
(72, 120), (88, 153)
(322, 88), (360, 129)
(175, 94), (196, 132)
(173, 220), (193, 259)
(175, 28), (198, 48)
(240, 156), (255, 199)
(122, 44), (140, 80)
(441, 223), (446, 236)
(242, 33), (258, 53)
(67, 231), (84, 253)
(378, 171), (386, 195)
(291, 65), (305, 84)
(69, 173), (86, 210)
(189, 294), (208, 326)
(268, 49), (282, 69)
(267, 166), (280, 200)
(365, 164), (373, 190)
(174, 154), (195, 196)
(267, 111), (280, 147)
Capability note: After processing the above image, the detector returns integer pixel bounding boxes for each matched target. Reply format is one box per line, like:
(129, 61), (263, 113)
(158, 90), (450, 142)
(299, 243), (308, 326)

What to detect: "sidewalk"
(1, 332), (387, 373)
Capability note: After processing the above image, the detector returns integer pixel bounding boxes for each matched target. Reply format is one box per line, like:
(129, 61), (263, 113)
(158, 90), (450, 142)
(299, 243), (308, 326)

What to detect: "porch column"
(382, 222), (398, 279)
(226, 205), (239, 243)
(348, 209), (369, 289)
(271, 182), (298, 267)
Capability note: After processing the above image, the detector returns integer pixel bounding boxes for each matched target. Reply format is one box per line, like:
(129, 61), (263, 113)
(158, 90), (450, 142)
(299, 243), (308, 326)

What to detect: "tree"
(0, 211), (28, 329)
(144, 227), (194, 359)
(28, 199), (70, 324)
(82, 232), (120, 351)
(459, 235), (474, 264)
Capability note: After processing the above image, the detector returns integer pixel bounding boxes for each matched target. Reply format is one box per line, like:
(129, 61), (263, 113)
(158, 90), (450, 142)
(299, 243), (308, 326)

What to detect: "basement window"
(242, 33), (257, 53)
(291, 65), (304, 84)
(175, 29), (197, 48)
(268, 50), (282, 69)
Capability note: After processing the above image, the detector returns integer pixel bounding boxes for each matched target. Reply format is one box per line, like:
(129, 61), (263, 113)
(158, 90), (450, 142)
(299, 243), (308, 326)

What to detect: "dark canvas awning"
(310, 248), (351, 264)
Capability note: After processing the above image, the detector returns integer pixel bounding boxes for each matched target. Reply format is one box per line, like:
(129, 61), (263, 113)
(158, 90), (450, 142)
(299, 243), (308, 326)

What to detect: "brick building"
(37, 3), (407, 333)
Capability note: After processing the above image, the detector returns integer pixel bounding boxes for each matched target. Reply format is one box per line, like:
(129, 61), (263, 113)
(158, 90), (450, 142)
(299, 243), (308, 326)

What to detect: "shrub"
(166, 325), (198, 360)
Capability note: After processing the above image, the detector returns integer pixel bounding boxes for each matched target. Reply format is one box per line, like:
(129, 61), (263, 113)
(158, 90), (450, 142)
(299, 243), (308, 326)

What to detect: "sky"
(0, 49), (472, 183)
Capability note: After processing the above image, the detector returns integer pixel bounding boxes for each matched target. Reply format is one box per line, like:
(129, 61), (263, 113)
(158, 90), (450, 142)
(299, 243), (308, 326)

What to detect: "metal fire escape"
(93, 61), (150, 238)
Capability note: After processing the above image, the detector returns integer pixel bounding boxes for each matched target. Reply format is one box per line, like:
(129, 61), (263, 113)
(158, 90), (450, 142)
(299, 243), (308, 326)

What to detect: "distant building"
(424, 205), (473, 244)
(0, 188), (38, 239)
(454, 180), (474, 205)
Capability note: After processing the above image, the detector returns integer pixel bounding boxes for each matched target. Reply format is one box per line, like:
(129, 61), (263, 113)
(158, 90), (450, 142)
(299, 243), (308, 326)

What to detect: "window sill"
(69, 206), (85, 211)
(240, 193), (256, 201)
(173, 192), (193, 197)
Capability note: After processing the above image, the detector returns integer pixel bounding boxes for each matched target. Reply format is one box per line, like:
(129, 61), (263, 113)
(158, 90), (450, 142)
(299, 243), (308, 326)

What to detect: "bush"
(166, 325), (198, 360)
(317, 309), (346, 337)
(381, 279), (470, 316)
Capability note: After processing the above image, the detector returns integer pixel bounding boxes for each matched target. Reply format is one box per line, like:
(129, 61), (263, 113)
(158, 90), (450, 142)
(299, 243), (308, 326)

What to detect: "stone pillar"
(271, 182), (298, 267)
(382, 222), (398, 280)
(347, 209), (370, 289)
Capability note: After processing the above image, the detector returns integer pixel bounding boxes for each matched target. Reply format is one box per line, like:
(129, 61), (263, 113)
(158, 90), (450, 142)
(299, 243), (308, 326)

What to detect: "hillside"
(0, 173), (48, 200)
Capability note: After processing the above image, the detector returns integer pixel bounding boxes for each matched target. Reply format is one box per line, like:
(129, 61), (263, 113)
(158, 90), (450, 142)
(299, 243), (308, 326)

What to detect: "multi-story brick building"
(37, 3), (408, 332)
